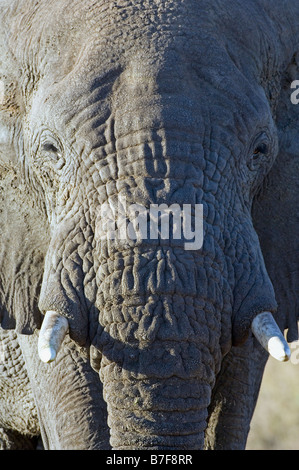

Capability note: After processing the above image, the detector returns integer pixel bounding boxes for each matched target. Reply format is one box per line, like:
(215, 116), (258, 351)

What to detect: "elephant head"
(0, 0), (298, 450)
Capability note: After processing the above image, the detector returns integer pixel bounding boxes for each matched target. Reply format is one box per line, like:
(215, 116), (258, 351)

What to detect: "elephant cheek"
(38, 215), (94, 347)
(231, 237), (278, 346)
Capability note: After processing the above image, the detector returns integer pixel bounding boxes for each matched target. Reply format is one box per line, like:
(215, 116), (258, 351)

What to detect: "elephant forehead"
(12, 0), (277, 146)
(10, 0), (199, 65)
(16, 1), (205, 130)
(8, 0), (277, 74)
(6, 2), (220, 96)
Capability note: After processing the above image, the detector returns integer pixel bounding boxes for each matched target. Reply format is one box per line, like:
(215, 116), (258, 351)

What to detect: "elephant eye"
(253, 143), (269, 158)
(42, 142), (59, 154)
(40, 138), (64, 160)
(39, 137), (65, 170)
(248, 132), (272, 170)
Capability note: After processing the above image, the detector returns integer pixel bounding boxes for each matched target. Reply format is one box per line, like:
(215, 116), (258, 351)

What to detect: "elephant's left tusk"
(251, 312), (291, 362)
(38, 311), (69, 364)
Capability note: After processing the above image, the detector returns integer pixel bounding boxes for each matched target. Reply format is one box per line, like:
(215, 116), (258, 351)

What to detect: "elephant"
(0, 0), (298, 450)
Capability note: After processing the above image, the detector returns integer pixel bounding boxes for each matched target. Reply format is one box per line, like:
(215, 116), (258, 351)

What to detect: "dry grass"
(247, 351), (299, 450)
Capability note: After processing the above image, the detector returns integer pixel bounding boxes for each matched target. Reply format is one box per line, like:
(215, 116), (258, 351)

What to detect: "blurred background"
(247, 343), (299, 450)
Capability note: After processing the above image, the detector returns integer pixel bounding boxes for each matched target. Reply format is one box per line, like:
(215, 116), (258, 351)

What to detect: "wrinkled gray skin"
(0, 0), (299, 450)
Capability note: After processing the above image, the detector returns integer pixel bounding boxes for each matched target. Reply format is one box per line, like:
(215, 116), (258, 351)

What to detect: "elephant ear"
(253, 52), (299, 342)
(0, 169), (48, 333)
(0, 8), (48, 334)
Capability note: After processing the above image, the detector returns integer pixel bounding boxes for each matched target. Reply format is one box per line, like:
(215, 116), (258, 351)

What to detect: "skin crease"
(0, 0), (298, 450)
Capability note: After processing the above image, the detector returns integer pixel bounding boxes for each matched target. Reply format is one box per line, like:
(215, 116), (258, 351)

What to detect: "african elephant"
(0, 0), (298, 450)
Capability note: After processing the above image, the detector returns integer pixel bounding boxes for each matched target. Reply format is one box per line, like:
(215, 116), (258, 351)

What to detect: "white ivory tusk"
(38, 311), (69, 364)
(251, 312), (291, 362)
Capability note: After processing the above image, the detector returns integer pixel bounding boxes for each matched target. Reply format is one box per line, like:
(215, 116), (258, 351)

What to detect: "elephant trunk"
(102, 371), (210, 450)
(99, 306), (216, 449)
(93, 243), (224, 450)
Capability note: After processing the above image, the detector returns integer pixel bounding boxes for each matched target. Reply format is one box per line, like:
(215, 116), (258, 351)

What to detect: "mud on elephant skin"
(0, 0), (299, 450)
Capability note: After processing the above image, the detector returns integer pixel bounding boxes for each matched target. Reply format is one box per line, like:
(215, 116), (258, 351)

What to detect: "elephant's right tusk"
(38, 311), (69, 364)
(251, 312), (291, 362)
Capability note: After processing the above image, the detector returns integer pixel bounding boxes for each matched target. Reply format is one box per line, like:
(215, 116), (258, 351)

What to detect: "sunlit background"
(247, 340), (299, 450)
